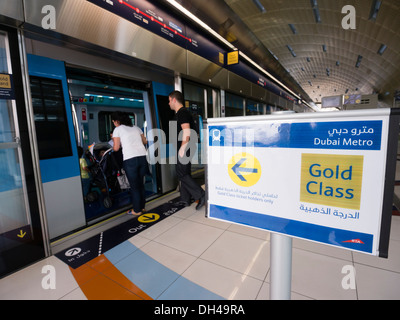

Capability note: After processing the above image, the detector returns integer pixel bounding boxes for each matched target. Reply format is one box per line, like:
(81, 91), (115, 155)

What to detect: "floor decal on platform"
(68, 254), (153, 300)
(55, 198), (187, 269)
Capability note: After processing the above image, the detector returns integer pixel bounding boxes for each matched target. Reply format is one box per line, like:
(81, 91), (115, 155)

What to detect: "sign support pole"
(270, 233), (292, 300)
(269, 110), (293, 300)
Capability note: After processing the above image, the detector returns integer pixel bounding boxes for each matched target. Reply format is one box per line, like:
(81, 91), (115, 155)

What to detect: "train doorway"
(66, 67), (160, 224)
(0, 29), (46, 278)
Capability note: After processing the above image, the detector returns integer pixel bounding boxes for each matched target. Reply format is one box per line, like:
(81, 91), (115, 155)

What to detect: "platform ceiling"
(173, 0), (400, 108)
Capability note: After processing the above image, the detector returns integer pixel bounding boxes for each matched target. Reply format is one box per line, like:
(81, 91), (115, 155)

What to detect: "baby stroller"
(85, 142), (119, 208)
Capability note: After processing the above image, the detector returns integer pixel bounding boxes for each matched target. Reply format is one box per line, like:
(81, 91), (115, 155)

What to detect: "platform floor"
(0, 195), (400, 300)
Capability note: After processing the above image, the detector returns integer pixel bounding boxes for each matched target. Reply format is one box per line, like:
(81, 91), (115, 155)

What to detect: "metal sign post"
(270, 111), (294, 300)
(270, 233), (292, 300)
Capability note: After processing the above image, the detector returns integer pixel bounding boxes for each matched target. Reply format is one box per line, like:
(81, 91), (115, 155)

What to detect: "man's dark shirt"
(175, 106), (195, 152)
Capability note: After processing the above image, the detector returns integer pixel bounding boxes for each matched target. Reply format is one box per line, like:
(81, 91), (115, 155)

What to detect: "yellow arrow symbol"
(138, 213), (160, 224)
(17, 230), (27, 238)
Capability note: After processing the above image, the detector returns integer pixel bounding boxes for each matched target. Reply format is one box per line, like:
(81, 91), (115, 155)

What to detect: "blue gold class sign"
(206, 109), (399, 257)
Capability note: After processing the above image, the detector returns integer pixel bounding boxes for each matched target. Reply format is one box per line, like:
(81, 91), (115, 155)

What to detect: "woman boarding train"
(111, 111), (148, 215)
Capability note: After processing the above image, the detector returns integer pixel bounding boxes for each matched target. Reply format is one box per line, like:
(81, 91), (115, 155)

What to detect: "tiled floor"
(1, 195), (400, 300)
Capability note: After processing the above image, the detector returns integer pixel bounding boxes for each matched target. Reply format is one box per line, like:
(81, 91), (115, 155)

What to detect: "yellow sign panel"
(219, 52), (225, 65)
(300, 154), (364, 210)
(0, 74), (11, 89)
(227, 51), (239, 65)
(228, 152), (261, 187)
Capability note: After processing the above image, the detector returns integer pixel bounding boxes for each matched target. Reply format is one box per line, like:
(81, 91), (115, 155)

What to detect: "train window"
(246, 100), (261, 115)
(183, 82), (205, 119)
(156, 95), (175, 144)
(225, 92), (244, 117)
(206, 88), (213, 118)
(30, 76), (72, 160)
(98, 111), (135, 142)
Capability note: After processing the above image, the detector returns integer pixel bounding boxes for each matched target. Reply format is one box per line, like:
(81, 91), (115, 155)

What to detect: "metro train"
(6, 50), (288, 239)
(0, 0), (306, 278)
(10, 51), (289, 243)
(26, 54), (183, 241)
(23, 52), (294, 243)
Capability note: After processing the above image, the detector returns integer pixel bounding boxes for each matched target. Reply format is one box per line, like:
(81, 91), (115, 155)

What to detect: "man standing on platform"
(168, 90), (205, 210)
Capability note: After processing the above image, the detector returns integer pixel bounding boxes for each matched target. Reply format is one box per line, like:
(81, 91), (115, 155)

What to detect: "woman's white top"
(112, 125), (147, 161)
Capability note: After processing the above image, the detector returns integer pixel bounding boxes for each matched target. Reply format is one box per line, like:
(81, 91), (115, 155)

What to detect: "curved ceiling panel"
(176, 0), (400, 108)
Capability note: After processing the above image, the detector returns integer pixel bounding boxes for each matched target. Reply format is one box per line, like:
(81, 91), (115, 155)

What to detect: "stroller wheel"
(103, 196), (113, 208)
(86, 191), (98, 202)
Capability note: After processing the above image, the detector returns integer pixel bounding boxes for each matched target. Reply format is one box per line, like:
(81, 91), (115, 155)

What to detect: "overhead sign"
(87, 0), (220, 64)
(206, 109), (399, 257)
(321, 95), (342, 108)
(0, 73), (15, 100)
(227, 50), (239, 65)
(344, 94), (362, 105)
(86, 0), (297, 103)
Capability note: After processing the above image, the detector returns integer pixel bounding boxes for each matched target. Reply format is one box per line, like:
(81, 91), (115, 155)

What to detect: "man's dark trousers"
(176, 156), (204, 204)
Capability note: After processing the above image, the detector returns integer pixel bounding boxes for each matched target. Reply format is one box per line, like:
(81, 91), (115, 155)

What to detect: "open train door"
(27, 54), (86, 240)
(0, 28), (46, 278)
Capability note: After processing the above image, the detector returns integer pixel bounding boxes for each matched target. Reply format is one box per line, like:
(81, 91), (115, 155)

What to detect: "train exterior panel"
(27, 54), (86, 239)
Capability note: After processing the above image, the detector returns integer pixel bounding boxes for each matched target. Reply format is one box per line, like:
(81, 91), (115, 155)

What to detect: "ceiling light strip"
(239, 51), (304, 102)
(288, 24), (297, 35)
(377, 44), (387, 55)
(165, 0), (236, 51)
(369, 0), (382, 21)
(252, 0), (266, 13)
(165, 0), (309, 107)
(310, 0), (321, 23)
